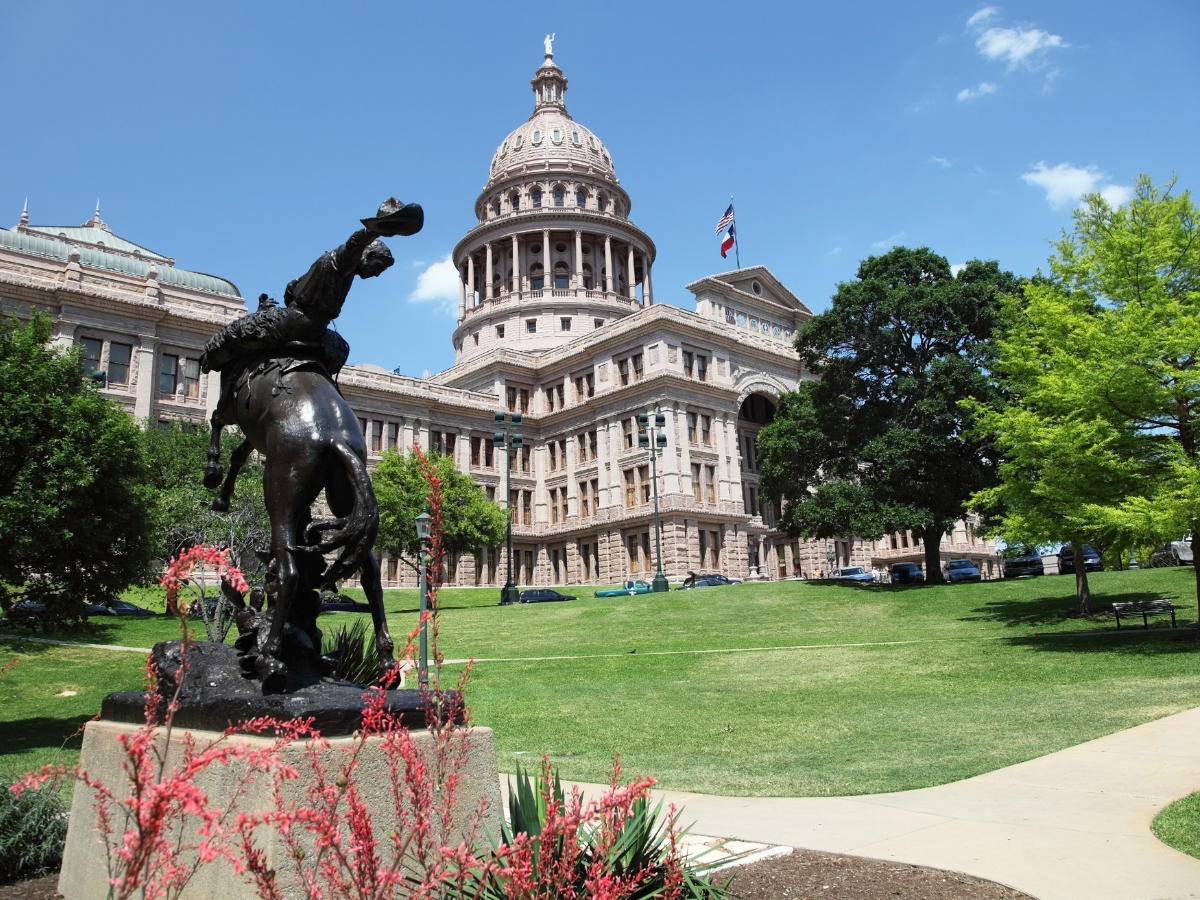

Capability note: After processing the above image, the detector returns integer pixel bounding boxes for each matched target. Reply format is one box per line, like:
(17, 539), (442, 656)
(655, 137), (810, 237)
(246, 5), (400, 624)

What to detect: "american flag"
(714, 203), (735, 235)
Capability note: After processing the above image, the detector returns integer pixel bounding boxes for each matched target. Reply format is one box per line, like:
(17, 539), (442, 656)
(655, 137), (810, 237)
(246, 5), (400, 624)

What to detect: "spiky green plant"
(0, 772), (67, 884)
(320, 618), (380, 685)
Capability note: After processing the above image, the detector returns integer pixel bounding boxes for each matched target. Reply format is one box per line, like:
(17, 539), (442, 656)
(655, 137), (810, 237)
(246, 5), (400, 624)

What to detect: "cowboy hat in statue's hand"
(361, 197), (424, 237)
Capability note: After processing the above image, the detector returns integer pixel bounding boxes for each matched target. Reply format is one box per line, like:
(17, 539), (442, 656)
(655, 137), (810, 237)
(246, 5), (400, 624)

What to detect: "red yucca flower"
(160, 545), (249, 617)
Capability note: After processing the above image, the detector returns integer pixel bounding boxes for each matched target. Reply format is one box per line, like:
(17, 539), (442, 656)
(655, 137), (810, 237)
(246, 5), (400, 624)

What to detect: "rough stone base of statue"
(58, 721), (502, 900)
(59, 639), (501, 900)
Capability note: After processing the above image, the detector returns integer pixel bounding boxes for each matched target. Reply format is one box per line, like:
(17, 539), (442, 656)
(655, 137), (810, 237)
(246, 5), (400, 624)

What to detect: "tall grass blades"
(0, 772), (67, 883)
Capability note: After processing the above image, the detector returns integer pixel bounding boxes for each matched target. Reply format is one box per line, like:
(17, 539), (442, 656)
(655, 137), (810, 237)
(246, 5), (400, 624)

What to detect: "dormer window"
(551, 129), (562, 145)
(588, 136), (597, 150)
(514, 134), (523, 149)
(532, 130), (542, 145)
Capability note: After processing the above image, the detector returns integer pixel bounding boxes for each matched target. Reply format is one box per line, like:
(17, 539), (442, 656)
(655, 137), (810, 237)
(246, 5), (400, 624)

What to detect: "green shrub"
(320, 617), (380, 685)
(0, 773), (68, 883)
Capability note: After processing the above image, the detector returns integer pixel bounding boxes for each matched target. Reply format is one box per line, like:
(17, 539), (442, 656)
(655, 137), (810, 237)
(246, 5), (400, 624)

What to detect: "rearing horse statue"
(198, 198), (423, 693)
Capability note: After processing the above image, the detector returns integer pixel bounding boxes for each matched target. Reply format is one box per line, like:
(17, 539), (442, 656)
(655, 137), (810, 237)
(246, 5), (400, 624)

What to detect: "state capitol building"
(0, 46), (998, 586)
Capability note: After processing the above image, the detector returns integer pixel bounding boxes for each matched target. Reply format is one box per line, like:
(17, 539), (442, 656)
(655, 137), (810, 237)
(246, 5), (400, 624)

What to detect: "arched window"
(531, 188), (542, 208)
(511, 194), (520, 211)
(530, 263), (545, 291)
(598, 194), (607, 213)
(576, 190), (586, 208)
(582, 263), (594, 290)
(554, 262), (570, 290)
(553, 187), (565, 207)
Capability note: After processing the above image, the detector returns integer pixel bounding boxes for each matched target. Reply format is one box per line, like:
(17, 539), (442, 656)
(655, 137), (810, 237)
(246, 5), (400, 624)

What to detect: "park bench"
(1112, 599), (1177, 630)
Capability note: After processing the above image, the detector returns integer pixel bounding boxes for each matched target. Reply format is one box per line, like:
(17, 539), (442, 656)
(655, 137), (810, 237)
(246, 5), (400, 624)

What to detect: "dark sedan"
(1003, 553), (1045, 578)
(678, 573), (743, 589)
(946, 559), (982, 583)
(518, 589), (576, 603)
(890, 562), (925, 585)
(85, 600), (157, 617)
(1057, 545), (1102, 574)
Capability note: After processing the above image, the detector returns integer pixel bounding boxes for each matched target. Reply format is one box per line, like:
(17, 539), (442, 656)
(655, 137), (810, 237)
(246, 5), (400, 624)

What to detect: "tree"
(972, 175), (1200, 616)
(140, 421), (270, 584)
(757, 248), (1019, 583)
(372, 448), (507, 580)
(0, 312), (156, 626)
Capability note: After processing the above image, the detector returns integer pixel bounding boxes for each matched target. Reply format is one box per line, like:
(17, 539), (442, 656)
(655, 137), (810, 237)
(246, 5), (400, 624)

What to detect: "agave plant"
(320, 618), (380, 685)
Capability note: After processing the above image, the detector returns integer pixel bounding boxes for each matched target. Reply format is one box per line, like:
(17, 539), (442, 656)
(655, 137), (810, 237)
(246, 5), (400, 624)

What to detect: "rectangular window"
(561, 317), (571, 331)
(485, 438), (494, 468)
(471, 436), (481, 467)
(624, 470), (635, 508)
(108, 342), (131, 385)
(618, 357), (630, 386)
(574, 372), (594, 401)
(623, 418), (634, 450)
(496, 324), (505, 339)
(430, 430), (442, 454)
(486, 486), (495, 502)
(687, 412), (697, 443)
(631, 353), (644, 381)
(699, 530), (709, 568)
(358, 418), (368, 439)
(692, 463), (702, 502)
(639, 465), (650, 505)
(522, 491), (532, 525)
(510, 489), (519, 524)
(159, 354), (179, 394)
(387, 557), (398, 582)
(184, 358), (201, 399)
(580, 481), (590, 517)
(520, 389), (530, 413)
(549, 442), (558, 471)
(591, 478), (599, 512)
(701, 415), (712, 446)
(696, 355), (708, 382)
(521, 445), (530, 472)
(705, 465), (717, 503)
(446, 433), (456, 458)
(526, 319), (537, 333)
(371, 420), (383, 453)
(388, 422), (399, 450)
(507, 386), (517, 412)
(551, 488), (560, 524)
(683, 350), (693, 378)
(79, 337), (103, 376)
(711, 530), (722, 567)
(628, 535), (640, 573)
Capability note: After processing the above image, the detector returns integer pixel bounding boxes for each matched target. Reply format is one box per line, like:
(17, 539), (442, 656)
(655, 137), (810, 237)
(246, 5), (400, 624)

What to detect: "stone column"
(604, 236), (614, 294)
(511, 234), (520, 294)
(574, 230), (583, 289)
(485, 243), (494, 301)
(133, 340), (156, 422)
(467, 255), (475, 308)
(595, 416), (611, 509)
(627, 245), (637, 300)
(644, 256), (653, 304)
(542, 228), (551, 288)
(458, 265), (466, 319)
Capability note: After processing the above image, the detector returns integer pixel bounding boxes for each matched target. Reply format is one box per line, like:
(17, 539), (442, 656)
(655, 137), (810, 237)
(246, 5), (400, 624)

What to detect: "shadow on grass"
(0, 715), (93, 762)
(1004, 630), (1200, 655)
(963, 585), (1190, 629)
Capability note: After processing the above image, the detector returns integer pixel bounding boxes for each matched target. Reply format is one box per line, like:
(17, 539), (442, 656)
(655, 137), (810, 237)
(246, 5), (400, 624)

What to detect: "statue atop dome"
(544, 33), (554, 57)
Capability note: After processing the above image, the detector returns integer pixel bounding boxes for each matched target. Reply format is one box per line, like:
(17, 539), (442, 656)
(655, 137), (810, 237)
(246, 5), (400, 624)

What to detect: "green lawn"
(1154, 791), (1200, 859)
(3, 568), (1199, 798)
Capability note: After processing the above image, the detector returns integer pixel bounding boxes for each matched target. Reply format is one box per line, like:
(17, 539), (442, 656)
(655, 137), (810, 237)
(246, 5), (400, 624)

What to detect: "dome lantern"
(531, 51), (569, 116)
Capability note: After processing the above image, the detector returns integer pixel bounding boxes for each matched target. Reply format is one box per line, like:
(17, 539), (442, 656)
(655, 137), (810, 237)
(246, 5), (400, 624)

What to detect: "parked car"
(832, 566), (875, 583)
(1002, 552), (1045, 579)
(889, 562), (925, 585)
(320, 597), (371, 613)
(84, 600), (157, 617)
(595, 580), (654, 597)
(518, 589), (577, 603)
(678, 572), (743, 589)
(1171, 533), (1194, 565)
(946, 559), (982, 583)
(1057, 544), (1102, 574)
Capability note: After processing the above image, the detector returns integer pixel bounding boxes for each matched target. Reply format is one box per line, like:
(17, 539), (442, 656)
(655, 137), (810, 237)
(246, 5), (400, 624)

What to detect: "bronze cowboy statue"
(199, 198), (422, 693)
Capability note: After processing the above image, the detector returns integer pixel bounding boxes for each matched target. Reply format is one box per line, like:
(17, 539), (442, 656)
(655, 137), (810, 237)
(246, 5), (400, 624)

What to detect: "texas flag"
(714, 203), (736, 258)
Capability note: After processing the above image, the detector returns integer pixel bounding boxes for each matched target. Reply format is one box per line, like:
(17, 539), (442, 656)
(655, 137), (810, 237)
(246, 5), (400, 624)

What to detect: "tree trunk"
(922, 525), (946, 584)
(1073, 541), (1092, 615)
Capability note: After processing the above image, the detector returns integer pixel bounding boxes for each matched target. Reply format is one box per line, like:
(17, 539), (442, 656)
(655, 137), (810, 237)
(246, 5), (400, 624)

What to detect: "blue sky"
(2, 2), (1196, 376)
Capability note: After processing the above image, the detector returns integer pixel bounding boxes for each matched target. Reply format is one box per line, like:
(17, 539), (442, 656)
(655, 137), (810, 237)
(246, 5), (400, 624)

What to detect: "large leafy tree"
(972, 175), (1200, 616)
(140, 421), (270, 582)
(373, 448), (507, 580)
(0, 312), (156, 625)
(758, 247), (1019, 583)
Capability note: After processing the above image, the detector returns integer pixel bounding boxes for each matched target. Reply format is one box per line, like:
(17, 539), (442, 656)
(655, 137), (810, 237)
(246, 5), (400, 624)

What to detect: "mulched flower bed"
(4, 852), (1036, 900)
(727, 848), (1035, 900)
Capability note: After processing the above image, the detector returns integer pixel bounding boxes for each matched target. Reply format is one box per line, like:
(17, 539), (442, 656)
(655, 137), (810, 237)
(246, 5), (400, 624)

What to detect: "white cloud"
(956, 82), (998, 102)
(966, 7), (997, 28)
(930, 156), (954, 168)
(409, 254), (459, 314)
(1021, 162), (1131, 209)
(951, 263), (967, 276)
(976, 23), (1066, 70)
(829, 247), (841, 255)
(871, 231), (906, 250)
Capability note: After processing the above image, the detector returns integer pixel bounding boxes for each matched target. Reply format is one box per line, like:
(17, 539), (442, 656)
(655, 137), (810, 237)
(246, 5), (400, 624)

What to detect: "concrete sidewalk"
(558, 706), (1200, 900)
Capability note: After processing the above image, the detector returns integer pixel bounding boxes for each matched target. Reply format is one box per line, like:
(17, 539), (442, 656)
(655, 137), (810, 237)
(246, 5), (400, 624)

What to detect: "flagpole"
(731, 195), (741, 270)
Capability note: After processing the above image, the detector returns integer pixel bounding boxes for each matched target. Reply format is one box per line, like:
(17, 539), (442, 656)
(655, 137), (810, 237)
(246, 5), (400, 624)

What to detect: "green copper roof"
(0, 228), (241, 299)
(24, 224), (172, 262)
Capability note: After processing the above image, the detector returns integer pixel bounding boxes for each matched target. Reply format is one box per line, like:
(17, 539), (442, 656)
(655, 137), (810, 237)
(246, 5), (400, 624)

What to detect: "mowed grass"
(2, 568), (1199, 798)
(1153, 791), (1200, 859)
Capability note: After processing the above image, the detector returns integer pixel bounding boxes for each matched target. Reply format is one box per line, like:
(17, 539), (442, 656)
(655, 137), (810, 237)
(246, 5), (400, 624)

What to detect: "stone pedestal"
(59, 721), (502, 900)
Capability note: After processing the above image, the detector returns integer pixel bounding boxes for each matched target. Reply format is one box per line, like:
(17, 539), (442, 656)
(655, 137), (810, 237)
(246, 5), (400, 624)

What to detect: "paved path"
(558, 706), (1200, 900)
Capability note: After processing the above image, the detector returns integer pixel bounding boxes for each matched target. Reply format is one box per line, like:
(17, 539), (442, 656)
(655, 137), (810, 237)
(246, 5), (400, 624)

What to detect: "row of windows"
(482, 184), (619, 220)
(724, 308), (792, 341)
(78, 336), (200, 400)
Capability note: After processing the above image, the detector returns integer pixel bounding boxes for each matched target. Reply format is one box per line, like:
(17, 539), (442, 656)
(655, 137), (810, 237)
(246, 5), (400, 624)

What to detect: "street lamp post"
(637, 412), (670, 593)
(494, 411), (523, 606)
(415, 511), (431, 687)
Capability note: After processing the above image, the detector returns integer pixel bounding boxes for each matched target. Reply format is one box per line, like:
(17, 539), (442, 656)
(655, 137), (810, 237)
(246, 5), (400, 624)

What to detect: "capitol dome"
(451, 43), (657, 365)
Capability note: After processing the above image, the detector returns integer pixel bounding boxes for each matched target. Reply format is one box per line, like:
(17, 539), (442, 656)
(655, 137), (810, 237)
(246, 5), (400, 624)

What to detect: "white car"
(1172, 533), (1193, 565)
